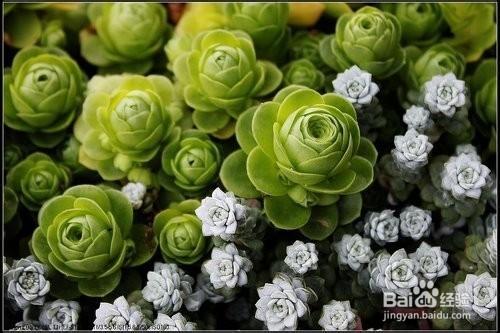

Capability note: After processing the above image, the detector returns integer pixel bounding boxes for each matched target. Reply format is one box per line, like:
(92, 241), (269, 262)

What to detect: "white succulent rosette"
(203, 243), (252, 289)
(255, 273), (316, 331)
(364, 210), (400, 246)
(195, 187), (246, 240)
(332, 65), (379, 108)
(403, 105), (435, 133)
(93, 296), (151, 330)
(399, 206), (432, 240)
(409, 242), (448, 280)
(455, 272), (497, 322)
(39, 300), (80, 330)
(333, 234), (373, 272)
(148, 313), (196, 331)
(121, 182), (147, 209)
(424, 72), (467, 118)
(284, 240), (319, 274)
(318, 300), (357, 331)
(369, 249), (419, 296)
(5, 256), (50, 310)
(441, 153), (491, 201)
(392, 128), (433, 171)
(142, 262), (194, 315)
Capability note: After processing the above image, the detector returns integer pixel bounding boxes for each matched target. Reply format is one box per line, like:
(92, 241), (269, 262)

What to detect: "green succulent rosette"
(173, 29), (282, 138)
(7, 153), (71, 211)
(221, 3), (291, 62)
(4, 143), (24, 171)
(74, 75), (177, 186)
(380, 3), (443, 46)
(4, 4), (50, 48)
(319, 6), (405, 79)
(470, 59), (496, 126)
(4, 186), (19, 225)
(81, 3), (169, 74)
(400, 43), (465, 106)
(439, 4), (496, 62)
(40, 19), (66, 48)
(153, 200), (208, 265)
(288, 31), (328, 71)
(31, 185), (157, 297)
(221, 86), (377, 240)
(4, 46), (85, 148)
(282, 59), (325, 91)
(159, 129), (222, 196)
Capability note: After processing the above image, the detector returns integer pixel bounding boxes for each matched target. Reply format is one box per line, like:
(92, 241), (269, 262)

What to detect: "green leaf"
(220, 150), (260, 198)
(127, 224), (158, 267)
(252, 102), (279, 158)
(235, 106), (258, 155)
(31, 227), (51, 264)
(247, 147), (289, 196)
(192, 110), (231, 134)
(343, 156), (374, 195)
(79, 31), (113, 67)
(255, 61), (283, 96)
(337, 193), (362, 225)
(300, 203), (339, 240)
(5, 9), (42, 48)
(78, 270), (122, 297)
(264, 195), (311, 230)
(356, 137), (378, 166)
(104, 188), (133, 237)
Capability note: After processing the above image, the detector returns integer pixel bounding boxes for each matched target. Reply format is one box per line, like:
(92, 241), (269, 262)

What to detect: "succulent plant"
(334, 234), (373, 272)
(195, 187), (246, 239)
(281, 59), (325, 90)
(173, 29), (282, 137)
(455, 272), (497, 322)
(319, 6), (405, 79)
(470, 59), (496, 126)
(31, 185), (156, 297)
(364, 210), (400, 246)
(399, 206), (432, 240)
(392, 128), (433, 172)
(332, 65), (379, 109)
(81, 3), (169, 74)
(5, 256), (50, 309)
(7, 152), (71, 211)
(40, 19), (66, 48)
(141, 262), (194, 315)
(410, 242), (448, 280)
(221, 85), (377, 240)
(39, 299), (80, 330)
(184, 270), (237, 312)
(4, 143), (24, 171)
(284, 240), (319, 275)
(153, 200), (208, 265)
(159, 129), (222, 196)
(203, 243), (253, 289)
(93, 296), (151, 330)
(318, 300), (357, 330)
(380, 3), (443, 46)
(424, 73), (468, 118)
(255, 273), (317, 330)
(288, 31), (327, 70)
(439, 4), (496, 62)
(221, 3), (290, 62)
(121, 182), (147, 210)
(74, 74), (177, 186)
(4, 46), (85, 148)
(402, 106), (435, 134)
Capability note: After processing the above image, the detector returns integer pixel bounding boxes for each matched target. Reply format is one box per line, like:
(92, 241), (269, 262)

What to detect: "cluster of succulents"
(3, 3), (497, 331)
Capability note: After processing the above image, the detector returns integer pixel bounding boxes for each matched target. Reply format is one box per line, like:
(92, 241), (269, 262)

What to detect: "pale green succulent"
(81, 3), (170, 74)
(381, 3), (444, 46)
(221, 3), (290, 62)
(4, 46), (85, 148)
(282, 59), (325, 91)
(6, 152), (71, 211)
(173, 29), (282, 138)
(470, 59), (496, 126)
(439, 4), (496, 62)
(74, 75), (177, 186)
(159, 129), (222, 196)
(31, 185), (157, 297)
(221, 85), (377, 239)
(153, 200), (208, 265)
(319, 6), (405, 79)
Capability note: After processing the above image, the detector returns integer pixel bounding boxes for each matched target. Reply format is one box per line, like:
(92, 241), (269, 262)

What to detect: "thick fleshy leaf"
(247, 147), (289, 196)
(255, 61), (283, 96)
(192, 109), (230, 133)
(31, 227), (51, 264)
(264, 195), (311, 230)
(235, 106), (258, 155)
(343, 156), (374, 194)
(252, 102), (279, 158)
(277, 88), (323, 123)
(5, 9), (42, 48)
(104, 188), (133, 236)
(356, 137), (378, 166)
(300, 203), (339, 240)
(78, 270), (122, 297)
(220, 149), (260, 198)
(337, 193), (362, 225)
